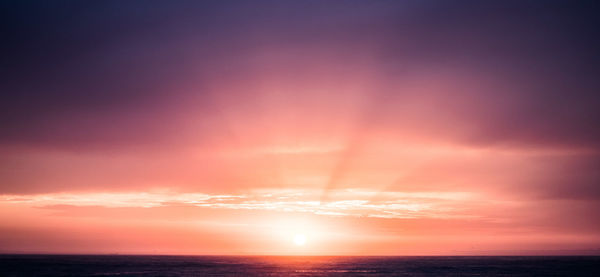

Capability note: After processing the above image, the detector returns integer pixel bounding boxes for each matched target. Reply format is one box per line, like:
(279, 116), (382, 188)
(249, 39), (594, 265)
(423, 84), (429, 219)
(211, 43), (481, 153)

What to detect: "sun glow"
(293, 234), (307, 246)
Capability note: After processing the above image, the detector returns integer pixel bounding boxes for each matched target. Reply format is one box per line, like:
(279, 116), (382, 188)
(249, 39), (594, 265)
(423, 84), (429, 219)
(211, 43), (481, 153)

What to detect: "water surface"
(1, 255), (599, 276)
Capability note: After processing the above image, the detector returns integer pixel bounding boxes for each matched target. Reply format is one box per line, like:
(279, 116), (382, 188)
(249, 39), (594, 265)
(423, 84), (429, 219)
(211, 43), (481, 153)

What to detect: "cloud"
(1, 1), (599, 151)
(0, 189), (478, 219)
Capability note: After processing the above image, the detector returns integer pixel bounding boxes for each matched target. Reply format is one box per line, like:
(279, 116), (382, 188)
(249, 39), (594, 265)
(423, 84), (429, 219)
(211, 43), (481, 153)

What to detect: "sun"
(293, 234), (307, 246)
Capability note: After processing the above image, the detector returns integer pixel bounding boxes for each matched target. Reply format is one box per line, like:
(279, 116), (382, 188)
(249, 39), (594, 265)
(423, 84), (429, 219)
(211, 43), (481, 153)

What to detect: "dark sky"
(2, 0), (599, 150)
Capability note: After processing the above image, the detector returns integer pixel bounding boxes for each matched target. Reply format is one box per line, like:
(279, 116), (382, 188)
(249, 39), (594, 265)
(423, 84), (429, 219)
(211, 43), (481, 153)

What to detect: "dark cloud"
(1, 1), (599, 151)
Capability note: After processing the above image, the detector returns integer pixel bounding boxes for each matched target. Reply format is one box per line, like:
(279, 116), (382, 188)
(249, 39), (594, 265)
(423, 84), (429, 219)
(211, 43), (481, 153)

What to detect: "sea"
(1, 255), (599, 276)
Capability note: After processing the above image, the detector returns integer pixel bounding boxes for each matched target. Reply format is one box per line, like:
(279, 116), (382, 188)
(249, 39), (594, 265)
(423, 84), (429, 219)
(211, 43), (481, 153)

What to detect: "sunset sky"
(1, 0), (599, 255)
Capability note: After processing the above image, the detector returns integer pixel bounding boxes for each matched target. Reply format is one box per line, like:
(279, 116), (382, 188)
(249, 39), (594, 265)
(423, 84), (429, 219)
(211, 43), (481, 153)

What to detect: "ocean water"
(1, 255), (599, 276)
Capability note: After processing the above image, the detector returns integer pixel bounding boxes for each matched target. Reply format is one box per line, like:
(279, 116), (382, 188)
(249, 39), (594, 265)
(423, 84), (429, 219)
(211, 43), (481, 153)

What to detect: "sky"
(1, 0), (599, 255)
